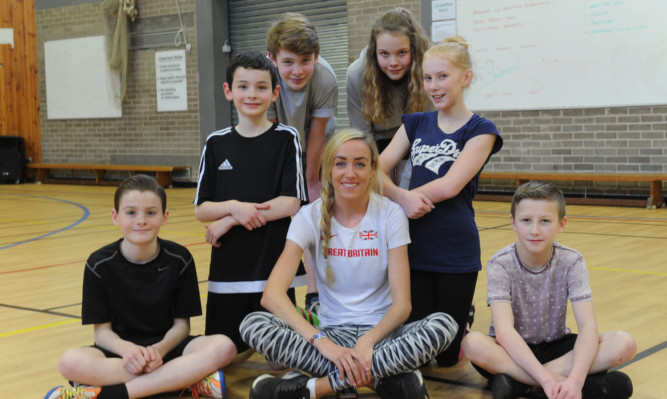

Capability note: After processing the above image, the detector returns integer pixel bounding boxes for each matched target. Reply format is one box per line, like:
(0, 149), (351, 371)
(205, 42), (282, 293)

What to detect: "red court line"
(0, 241), (209, 275)
(0, 260), (85, 275)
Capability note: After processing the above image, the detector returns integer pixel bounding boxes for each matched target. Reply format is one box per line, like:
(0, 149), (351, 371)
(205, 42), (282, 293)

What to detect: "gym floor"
(1, 183), (664, 398)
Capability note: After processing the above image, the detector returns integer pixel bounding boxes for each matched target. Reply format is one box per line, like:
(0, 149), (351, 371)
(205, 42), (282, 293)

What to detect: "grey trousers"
(240, 311), (458, 391)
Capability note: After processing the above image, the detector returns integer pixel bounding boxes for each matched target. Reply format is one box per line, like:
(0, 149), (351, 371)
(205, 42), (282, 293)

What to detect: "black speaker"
(0, 136), (25, 184)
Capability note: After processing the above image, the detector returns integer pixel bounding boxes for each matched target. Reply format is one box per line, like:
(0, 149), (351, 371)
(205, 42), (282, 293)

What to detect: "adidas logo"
(218, 159), (233, 170)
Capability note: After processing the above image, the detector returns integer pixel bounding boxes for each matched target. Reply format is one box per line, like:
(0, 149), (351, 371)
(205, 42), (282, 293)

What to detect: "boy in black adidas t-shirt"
(195, 51), (308, 355)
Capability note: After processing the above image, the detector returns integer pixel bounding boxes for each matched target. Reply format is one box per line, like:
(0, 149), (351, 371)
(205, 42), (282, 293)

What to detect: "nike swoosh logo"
(329, 234), (338, 238)
(158, 267), (168, 272)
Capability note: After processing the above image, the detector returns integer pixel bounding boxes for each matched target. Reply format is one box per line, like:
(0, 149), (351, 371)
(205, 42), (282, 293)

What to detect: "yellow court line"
(1, 293), (210, 339)
(588, 266), (667, 277)
(5, 268), (659, 340)
(0, 319), (79, 338)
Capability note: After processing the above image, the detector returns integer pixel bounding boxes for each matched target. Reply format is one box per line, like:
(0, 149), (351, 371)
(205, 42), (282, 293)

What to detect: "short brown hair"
(114, 174), (166, 213)
(267, 12), (319, 57)
(511, 181), (566, 220)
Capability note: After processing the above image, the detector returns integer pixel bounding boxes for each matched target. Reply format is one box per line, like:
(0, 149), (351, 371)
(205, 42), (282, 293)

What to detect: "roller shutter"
(228, 0), (348, 128)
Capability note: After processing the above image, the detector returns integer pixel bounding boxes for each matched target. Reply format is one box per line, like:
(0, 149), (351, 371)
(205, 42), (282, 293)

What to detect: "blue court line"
(613, 341), (667, 371)
(0, 194), (90, 250)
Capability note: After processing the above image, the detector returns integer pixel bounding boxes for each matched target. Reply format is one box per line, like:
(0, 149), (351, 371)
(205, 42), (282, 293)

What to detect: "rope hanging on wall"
(101, 0), (138, 101)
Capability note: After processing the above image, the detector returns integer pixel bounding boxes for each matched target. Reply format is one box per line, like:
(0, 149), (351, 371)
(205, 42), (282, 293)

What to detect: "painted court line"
(0, 319), (79, 338)
(0, 194), (90, 250)
(0, 302), (80, 338)
(424, 342), (666, 392)
(613, 341), (667, 371)
(0, 287), (210, 338)
(0, 241), (208, 275)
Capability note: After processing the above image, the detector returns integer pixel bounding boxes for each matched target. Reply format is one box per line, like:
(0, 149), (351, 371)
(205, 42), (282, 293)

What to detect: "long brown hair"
(361, 8), (430, 125)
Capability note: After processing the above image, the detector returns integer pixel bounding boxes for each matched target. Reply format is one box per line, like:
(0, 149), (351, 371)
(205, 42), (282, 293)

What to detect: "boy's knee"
(460, 331), (485, 361)
(211, 335), (237, 365)
(616, 331), (637, 362)
(603, 330), (637, 366)
(57, 348), (90, 380)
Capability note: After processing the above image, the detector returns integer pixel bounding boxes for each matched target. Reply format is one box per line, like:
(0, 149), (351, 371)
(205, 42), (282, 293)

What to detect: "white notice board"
(456, 0), (667, 111)
(44, 35), (122, 119)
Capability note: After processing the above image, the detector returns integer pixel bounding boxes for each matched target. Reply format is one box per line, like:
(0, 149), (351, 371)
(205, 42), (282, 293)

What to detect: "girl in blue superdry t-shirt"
(379, 35), (503, 367)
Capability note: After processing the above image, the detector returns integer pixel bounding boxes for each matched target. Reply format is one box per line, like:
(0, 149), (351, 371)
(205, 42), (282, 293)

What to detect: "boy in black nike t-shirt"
(194, 51), (308, 355)
(46, 175), (236, 399)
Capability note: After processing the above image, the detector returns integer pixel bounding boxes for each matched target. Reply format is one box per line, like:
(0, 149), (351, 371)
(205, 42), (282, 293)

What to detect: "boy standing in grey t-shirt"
(462, 181), (637, 399)
(267, 12), (339, 310)
(267, 12), (338, 203)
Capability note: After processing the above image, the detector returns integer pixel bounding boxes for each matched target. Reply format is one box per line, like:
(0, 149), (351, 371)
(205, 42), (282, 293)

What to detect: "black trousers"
(408, 269), (478, 367)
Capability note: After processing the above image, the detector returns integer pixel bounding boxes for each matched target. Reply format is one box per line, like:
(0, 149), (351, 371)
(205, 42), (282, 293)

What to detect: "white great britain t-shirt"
(287, 192), (410, 327)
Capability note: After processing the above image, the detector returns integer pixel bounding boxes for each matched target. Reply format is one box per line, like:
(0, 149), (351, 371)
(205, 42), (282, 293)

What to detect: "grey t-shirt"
(346, 48), (434, 143)
(268, 56), (338, 147)
(346, 54), (405, 142)
(487, 242), (593, 345)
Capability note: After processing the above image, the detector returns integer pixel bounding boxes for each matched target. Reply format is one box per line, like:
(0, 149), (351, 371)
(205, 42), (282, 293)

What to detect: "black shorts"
(529, 333), (578, 364)
(473, 333), (578, 379)
(205, 289), (295, 353)
(91, 335), (199, 364)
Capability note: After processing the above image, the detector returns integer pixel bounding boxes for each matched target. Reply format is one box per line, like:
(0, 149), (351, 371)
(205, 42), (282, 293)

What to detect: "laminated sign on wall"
(156, 50), (187, 112)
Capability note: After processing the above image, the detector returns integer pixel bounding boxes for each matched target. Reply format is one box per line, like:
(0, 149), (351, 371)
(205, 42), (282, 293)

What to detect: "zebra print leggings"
(239, 311), (457, 391)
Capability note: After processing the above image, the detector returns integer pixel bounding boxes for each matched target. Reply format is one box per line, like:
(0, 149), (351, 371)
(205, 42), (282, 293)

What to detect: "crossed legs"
(56, 334), (236, 398)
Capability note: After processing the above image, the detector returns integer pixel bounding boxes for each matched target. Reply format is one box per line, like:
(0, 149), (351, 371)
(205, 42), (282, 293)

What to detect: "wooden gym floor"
(0, 183), (665, 398)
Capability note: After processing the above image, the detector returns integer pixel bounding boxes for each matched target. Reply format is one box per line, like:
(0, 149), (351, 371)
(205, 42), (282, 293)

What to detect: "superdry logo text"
(218, 159), (233, 170)
(411, 138), (461, 174)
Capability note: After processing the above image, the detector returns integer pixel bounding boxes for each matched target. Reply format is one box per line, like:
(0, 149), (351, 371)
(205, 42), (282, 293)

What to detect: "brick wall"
(36, 0), (667, 198)
(477, 106), (667, 197)
(37, 0), (200, 180)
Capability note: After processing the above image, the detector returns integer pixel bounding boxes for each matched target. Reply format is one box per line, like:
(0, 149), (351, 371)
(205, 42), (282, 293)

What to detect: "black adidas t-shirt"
(195, 123), (307, 287)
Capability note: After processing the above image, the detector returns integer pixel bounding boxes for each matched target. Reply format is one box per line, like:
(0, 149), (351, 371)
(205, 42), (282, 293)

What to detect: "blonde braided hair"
(318, 129), (381, 285)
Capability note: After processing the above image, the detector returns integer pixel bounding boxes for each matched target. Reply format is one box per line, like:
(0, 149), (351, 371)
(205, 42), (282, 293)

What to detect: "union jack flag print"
(359, 230), (378, 240)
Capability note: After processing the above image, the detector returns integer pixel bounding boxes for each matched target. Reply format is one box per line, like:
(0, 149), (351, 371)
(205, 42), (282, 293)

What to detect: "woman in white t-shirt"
(240, 129), (457, 399)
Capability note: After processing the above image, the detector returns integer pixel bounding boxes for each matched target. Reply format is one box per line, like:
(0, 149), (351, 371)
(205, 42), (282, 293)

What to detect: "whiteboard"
(456, 0), (667, 111)
(44, 35), (122, 119)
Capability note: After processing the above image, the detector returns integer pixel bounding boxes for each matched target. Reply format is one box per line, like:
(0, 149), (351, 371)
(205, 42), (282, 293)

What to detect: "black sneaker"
(375, 370), (429, 399)
(491, 373), (529, 399)
(249, 371), (310, 399)
(582, 371), (633, 399)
